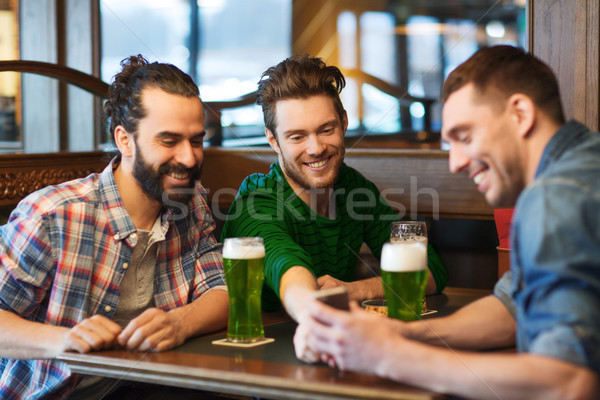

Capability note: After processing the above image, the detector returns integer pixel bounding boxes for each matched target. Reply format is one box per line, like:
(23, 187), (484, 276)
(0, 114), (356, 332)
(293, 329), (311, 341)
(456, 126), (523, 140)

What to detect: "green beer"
(381, 239), (428, 321)
(223, 237), (265, 343)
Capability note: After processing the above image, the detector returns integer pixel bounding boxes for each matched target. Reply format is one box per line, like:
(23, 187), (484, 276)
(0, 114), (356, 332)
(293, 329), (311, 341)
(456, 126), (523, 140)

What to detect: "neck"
(522, 117), (562, 186)
(114, 163), (162, 230)
(306, 187), (335, 218)
(284, 174), (335, 218)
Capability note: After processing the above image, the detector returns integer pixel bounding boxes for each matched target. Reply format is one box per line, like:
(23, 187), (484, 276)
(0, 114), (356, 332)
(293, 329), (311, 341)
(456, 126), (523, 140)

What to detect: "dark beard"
(280, 148), (344, 190)
(132, 150), (202, 207)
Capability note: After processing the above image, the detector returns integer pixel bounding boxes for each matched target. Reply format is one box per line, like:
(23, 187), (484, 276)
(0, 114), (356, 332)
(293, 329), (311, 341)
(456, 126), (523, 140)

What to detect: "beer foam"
(223, 243), (265, 259)
(381, 239), (427, 272)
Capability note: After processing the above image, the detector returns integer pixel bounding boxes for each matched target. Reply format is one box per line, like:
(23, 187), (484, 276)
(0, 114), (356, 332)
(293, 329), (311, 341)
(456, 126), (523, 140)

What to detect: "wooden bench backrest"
(202, 147), (495, 220)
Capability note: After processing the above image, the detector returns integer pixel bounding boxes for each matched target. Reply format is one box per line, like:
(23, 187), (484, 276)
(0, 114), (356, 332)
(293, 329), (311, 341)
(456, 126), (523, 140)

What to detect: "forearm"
(348, 274), (433, 300)
(347, 277), (384, 301)
(280, 266), (319, 322)
(405, 295), (516, 350)
(425, 271), (437, 295)
(0, 310), (69, 359)
(168, 287), (229, 340)
(380, 341), (598, 400)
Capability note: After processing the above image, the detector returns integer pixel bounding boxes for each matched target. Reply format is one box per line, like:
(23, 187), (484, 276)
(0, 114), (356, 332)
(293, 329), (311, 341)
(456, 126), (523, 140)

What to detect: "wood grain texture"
(531, 0), (600, 130)
(59, 288), (490, 400)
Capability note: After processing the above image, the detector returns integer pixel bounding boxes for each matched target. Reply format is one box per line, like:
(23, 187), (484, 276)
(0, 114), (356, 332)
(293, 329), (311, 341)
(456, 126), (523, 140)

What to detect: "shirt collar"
(535, 120), (590, 178)
(98, 156), (137, 242)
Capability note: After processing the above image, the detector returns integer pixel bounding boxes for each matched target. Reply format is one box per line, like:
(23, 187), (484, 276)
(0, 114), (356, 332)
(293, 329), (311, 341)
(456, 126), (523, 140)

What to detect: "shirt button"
(123, 263), (129, 270)
(130, 232), (137, 239)
(113, 233), (120, 241)
(104, 305), (112, 313)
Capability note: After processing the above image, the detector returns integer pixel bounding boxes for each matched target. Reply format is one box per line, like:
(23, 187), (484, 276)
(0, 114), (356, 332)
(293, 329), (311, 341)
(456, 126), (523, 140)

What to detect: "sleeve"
(221, 186), (314, 299)
(192, 191), (227, 298)
(0, 200), (55, 318)
(512, 180), (600, 372)
(493, 270), (517, 318)
(360, 178), (448, 292)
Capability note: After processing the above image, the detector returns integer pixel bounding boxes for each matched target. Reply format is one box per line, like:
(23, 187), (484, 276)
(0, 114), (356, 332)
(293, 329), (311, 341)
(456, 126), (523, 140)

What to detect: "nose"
(175, 140), (200, 168)
(448, 144), (469, 174)
(306, 134), (326, 156)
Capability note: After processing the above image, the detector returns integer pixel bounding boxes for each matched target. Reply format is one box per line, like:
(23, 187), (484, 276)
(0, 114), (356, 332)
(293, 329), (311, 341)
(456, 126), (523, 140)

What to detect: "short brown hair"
(441, 45), (565, 124)
(104, 54), (200, 144)
(256, 55), (346, 136)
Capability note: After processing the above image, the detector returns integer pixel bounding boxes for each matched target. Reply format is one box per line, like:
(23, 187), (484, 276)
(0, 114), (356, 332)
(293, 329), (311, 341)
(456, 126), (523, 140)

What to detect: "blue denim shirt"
(494, 120), (600, 373)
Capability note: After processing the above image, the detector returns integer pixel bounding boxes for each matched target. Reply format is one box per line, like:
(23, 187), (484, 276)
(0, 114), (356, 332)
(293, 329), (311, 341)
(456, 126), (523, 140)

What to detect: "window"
(0, 0), (19, 152)
(101, 0), (292, 147)
(335, 1), (527, 146)
(2, 0), (527, 153)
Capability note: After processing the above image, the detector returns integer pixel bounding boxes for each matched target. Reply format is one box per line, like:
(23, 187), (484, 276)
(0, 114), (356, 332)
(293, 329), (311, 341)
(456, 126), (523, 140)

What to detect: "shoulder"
(16, 173), (101, 217)
(188, 182), (214, 220)
(517, 171), (600, 227)
(540, 131), (600, 183)
(237, 163), (285, 197)
(531, 144), (600, 206)
(514, 170), (600, 265)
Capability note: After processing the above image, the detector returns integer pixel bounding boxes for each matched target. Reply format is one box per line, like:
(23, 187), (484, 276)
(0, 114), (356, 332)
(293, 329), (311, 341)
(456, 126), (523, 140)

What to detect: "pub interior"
(0, 0), (598, 399)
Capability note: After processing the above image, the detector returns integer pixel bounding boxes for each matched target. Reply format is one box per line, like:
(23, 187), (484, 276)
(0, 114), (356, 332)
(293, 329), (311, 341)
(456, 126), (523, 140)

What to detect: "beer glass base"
(226, 336), (265, 344)
(213, 337), (274, 348)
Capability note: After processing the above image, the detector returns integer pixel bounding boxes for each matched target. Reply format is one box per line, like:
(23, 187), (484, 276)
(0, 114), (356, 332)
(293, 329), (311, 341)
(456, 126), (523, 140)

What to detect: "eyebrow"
(156, 131), (206, 139)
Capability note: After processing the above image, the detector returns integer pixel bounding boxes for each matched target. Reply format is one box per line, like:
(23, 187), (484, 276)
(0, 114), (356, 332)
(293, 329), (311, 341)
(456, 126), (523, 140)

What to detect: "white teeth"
(168, 172), (189, 179)
(473, 170), (486, 185)
(307, 160), (327, 168)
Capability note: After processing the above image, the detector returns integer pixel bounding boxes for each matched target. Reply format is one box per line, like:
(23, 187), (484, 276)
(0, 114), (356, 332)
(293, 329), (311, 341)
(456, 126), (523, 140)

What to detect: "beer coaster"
(421, 309), (438, 316)
(212, 337), (275, 348)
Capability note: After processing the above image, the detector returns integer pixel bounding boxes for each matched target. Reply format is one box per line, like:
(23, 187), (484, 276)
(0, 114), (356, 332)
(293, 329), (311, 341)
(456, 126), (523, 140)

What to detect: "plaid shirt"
(0, 159), (226, 399)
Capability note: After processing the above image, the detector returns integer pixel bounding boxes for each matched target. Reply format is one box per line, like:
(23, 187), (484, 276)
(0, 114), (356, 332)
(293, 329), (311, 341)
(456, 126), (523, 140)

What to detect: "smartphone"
(313, 287), (350, 311)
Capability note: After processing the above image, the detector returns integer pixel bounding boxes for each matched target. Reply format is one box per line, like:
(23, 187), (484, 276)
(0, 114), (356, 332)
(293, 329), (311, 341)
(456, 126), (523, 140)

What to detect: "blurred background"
(0, 0), (526, 153)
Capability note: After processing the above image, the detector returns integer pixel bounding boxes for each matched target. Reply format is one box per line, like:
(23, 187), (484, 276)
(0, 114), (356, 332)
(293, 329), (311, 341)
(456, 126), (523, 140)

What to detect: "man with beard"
(298, 46), (600, 399)
(221, 55), (447, 331)
(0, 55), (228, 399)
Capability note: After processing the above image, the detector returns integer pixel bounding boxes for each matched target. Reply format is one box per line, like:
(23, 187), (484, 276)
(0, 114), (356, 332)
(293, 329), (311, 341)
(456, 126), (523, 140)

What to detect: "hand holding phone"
(313, 287), (350, 311)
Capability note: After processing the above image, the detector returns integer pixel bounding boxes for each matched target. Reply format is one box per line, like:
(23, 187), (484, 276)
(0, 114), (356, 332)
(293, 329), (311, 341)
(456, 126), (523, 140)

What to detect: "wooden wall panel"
(0, 151), (109, 207)
(531, 0), (600, 130)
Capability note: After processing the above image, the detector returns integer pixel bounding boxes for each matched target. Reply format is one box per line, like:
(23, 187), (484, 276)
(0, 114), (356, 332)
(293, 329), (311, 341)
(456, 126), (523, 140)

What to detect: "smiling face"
(267, 95), (347, 192)
(441, 83), (526, 207)
(129, 87), (205, 205)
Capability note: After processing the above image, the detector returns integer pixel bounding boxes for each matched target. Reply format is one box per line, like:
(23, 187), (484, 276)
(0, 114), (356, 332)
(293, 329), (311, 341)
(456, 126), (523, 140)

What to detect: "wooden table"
(59, 287), (492, 400)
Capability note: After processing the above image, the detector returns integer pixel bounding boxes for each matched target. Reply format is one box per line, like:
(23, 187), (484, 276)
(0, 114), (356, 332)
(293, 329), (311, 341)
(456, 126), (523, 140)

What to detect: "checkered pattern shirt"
(0, 159), (226, 399)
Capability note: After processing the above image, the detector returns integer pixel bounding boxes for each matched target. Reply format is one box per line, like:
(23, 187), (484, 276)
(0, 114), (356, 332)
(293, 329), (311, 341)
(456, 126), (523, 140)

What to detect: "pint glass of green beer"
(223, 237), (266, 343)
(381, 239), (428, 321)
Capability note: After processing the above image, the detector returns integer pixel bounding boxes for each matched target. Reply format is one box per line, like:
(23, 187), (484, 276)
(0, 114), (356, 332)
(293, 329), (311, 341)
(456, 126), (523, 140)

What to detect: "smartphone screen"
(314, 287), (350, 311)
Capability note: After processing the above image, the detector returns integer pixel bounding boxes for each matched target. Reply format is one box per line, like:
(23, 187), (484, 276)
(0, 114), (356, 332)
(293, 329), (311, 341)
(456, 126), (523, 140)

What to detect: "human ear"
(341, 111), (348, 137)
(508, 94), (535, 138)
(114, 125), (134, 157)
(266, 129), (281, 154)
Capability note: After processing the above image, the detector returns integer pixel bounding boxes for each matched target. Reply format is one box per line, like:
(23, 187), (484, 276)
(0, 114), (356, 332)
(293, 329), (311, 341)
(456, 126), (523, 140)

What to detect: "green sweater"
(221, 162), (447, 311)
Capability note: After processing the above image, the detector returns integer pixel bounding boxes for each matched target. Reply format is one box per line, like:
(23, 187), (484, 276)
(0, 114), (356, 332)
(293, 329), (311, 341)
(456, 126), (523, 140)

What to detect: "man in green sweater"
(221, 55), (447, 323)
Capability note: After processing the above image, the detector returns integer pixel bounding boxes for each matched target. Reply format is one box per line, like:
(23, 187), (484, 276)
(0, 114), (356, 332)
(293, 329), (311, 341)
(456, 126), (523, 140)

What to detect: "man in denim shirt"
(297, 45), (599, 399)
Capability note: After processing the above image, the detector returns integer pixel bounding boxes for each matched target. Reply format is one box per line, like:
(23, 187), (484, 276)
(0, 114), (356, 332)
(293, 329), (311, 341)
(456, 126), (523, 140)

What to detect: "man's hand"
(293, 322), (322, 363)
(317, 274), (346, 291)
(118, 308), (185, 352)
(61, 314), (122, 354)
(318, 275), (384, 302)
(298, 298), (406, 374)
